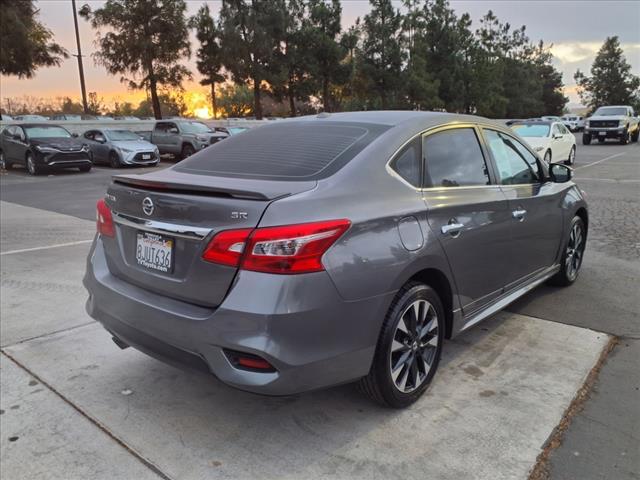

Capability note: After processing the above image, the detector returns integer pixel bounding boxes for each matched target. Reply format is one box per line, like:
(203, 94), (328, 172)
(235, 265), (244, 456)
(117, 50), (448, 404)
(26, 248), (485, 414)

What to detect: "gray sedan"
(84, 111), (587, 408)
(83, 129), (160, 168)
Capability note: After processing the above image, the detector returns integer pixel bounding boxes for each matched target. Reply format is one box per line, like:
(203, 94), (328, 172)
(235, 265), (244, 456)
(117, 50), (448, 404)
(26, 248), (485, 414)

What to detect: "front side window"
(105, 130), (141, 141)
(154, 122), (169, 132)
(390, 139), (421, 187)
(484, 129), (540, 185)
(179, 121), (213, 134)
(423, 128), (490, 188)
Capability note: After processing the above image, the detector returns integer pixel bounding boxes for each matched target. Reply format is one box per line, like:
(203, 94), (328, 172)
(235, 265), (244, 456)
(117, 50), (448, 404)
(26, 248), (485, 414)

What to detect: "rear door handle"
(512, 209), (527, 220)
(441, 223), (465, 235)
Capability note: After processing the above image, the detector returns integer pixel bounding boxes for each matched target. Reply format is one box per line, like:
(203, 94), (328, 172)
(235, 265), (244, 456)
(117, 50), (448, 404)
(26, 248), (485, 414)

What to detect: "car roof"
(288, 110), (500, 129)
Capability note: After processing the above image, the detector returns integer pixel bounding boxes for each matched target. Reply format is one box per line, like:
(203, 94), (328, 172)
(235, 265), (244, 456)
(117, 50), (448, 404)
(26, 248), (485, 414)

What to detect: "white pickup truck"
(583, 105), (639, 145)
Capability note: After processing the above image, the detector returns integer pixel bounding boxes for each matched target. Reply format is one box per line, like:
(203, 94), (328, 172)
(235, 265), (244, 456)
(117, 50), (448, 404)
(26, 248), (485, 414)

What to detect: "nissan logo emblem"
(142, 197), (154, 216)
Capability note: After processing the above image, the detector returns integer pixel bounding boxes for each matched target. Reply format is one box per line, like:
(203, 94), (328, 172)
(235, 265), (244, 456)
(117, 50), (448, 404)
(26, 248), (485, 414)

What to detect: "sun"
(194, 107), (212, 119)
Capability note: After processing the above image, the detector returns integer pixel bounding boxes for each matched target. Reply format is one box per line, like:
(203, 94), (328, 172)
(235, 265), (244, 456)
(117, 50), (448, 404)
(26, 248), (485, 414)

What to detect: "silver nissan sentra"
(84, 111), (588, 408)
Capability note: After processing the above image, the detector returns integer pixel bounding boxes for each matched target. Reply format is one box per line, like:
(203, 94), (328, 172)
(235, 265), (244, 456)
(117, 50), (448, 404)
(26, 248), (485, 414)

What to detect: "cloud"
(550, 41), (640, 65)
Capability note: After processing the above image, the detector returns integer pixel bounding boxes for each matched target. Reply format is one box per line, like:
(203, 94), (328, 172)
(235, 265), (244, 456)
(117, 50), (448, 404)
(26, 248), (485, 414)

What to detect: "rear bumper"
(83, 238), (392, 395)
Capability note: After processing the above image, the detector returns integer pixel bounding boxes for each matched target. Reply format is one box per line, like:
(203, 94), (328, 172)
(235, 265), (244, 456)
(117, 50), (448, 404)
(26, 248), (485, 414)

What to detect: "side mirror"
(72, 132), (79, 138)
(550, 163), (572, 183)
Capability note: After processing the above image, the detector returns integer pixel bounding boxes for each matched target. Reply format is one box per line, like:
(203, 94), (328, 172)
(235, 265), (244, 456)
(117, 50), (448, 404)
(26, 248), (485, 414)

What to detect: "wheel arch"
(575, 206), (588, 237)
(406, 268), (454, 339)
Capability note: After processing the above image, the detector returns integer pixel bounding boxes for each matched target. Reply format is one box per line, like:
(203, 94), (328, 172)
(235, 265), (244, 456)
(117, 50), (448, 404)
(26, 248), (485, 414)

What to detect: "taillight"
(202, 228), (252, 266)
(202, 219), (351, 274)
(96, 199), (114, 237)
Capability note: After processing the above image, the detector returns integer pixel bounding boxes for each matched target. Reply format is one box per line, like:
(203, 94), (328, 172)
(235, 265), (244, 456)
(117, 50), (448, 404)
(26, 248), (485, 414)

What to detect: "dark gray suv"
(84, 111), (587, 408)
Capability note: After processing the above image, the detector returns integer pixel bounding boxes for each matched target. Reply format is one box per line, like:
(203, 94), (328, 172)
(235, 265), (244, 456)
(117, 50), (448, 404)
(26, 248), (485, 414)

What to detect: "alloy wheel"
(389, 300), (439, 393)
(568, 147), (575, 165)
(565, 222), (585, 281)
(27, 155), (35, 175)
(0, 151), (5, 169)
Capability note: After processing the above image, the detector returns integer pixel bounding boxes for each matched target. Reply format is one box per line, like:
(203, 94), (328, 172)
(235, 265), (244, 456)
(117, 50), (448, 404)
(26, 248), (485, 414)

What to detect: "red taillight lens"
(96, 199), (115, 237)
(202, 219), (351, 274)
(202, 228), (252, 266)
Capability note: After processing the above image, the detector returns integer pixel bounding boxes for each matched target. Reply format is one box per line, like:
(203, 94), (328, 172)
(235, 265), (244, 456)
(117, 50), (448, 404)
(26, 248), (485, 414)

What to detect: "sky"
(1, 0), (639, 111)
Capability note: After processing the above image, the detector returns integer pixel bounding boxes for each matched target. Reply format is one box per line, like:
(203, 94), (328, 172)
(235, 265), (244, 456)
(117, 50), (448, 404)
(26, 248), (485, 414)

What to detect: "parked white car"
(561, 115), (585, 132)
(511, 120), (576, 165)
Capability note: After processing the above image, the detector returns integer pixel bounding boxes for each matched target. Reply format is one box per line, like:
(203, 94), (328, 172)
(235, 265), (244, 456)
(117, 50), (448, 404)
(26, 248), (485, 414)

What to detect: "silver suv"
(84, 111), (588, 407)
(149, 119), (228, 159)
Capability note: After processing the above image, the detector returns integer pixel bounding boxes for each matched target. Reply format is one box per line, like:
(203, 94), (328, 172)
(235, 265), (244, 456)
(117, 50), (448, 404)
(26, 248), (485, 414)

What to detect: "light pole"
(71, 0), (88, 114)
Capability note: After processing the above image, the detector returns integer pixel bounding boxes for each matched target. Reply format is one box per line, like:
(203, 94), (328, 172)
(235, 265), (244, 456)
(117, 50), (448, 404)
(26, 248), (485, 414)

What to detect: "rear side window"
(390, 139), (421, 187)
(423, 128), (490, 187)
(175, 121), (389, 181)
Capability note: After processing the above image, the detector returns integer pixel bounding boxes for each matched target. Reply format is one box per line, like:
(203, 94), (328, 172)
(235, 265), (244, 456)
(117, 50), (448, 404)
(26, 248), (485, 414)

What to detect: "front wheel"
(79, 164), (92, 173)
(0, 150), (10, 170)
(109, 151), (121, 168)
(359, 282), (445, 408)
(565, 146), (576, 165)
(620, 130), (630, 145)
(26, 153), (41, 176)
(181, 144), (195, 159)
(548, 216), (586, 287)
(631, 128), (639, 143)
(582, 134), (591, 145)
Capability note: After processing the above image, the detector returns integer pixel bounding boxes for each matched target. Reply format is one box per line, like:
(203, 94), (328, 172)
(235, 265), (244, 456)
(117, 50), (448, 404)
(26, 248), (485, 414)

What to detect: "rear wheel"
(0, 150), (10, 170)
(109, 151), (121, 168)
(181, 144), (195, 159)
(565, 146), (576, 165)
(26, 153), (41, 176)
(548, 216), (586, 287)
(359, 282), (444, 408)
(582, 134), (591, 145)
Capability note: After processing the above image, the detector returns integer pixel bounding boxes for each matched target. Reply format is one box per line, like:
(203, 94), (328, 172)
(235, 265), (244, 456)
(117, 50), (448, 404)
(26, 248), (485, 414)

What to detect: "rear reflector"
(96, 199), (115, 237)
(224, 349), (276, 372)
(202, 219), (351, 274)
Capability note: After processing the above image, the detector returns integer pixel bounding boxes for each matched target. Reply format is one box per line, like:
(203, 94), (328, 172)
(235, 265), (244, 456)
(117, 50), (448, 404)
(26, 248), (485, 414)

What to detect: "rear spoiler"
(112, 170), (316, 201)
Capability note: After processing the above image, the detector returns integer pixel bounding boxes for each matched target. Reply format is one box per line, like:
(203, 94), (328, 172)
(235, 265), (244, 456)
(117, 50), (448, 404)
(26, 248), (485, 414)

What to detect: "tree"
(305, 0), (345, 112)
(87, 92), (105, 115)
(219, 0), (284, 119)
(575, 36), (640, 111)
(360, 0), (404, 109)
(60, 97), (84, 114)
(271, 0), (314, 116)
(80, 0), (191, 119)
(533, 42), (567, 116)
(190, 4), (225, 119)
(217, 84), (254, 117)
(0, 0), (68, 78)
(133, 93), (185, 117)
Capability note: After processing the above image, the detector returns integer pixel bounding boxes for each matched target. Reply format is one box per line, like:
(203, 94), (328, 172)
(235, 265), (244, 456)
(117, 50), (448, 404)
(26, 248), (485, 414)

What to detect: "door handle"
(512, 209), (527, 220)
(441, 223), (465, 235)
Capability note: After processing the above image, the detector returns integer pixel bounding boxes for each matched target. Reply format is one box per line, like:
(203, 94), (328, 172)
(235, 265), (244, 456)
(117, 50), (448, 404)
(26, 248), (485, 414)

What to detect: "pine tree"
(575, 36), (640, 111)
(190, 4), (225, 119)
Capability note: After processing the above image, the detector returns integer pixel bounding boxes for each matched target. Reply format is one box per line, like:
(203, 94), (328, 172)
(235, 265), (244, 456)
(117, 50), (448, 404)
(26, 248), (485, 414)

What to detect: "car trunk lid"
(101, 170), (316, 307)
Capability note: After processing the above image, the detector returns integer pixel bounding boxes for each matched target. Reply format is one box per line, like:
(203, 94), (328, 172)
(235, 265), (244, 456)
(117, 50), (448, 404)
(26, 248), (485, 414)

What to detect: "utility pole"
(71, 0), (88, 114)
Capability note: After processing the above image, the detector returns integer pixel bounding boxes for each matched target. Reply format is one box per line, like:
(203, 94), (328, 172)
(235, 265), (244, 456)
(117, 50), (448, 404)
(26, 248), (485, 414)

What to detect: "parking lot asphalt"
(1, 136), (638, 479)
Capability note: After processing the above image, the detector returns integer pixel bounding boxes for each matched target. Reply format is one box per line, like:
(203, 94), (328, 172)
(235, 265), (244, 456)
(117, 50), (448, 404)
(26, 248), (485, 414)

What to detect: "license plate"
(136, 232), (173, 273)
(142, 154), (151, 160)
(598, 131), (606, 136)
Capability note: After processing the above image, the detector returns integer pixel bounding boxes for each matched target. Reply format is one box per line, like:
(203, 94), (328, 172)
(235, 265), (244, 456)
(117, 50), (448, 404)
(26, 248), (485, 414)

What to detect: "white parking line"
(1, 240), (93, 256)
(574, 152), (626, 170)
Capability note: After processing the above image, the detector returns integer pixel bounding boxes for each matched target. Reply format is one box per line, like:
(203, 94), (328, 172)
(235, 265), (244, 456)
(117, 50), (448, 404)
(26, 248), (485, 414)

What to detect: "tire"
(631, 128), (639, 143)
(26, 152), (41, 176)
(0, 150), (11, 170)
(543, 149), (552, 163)
(109, 151), (121, 168)
(359, 282), (445, 408)
(598, 137), (605, 144)
(181, 144), (195, 159)
(565, 146), (576, 166)
(79, 164), (92, 173)
(620, 130), (630, 145)
(548, 216), (586, 287)
(582, 134), (591, 145)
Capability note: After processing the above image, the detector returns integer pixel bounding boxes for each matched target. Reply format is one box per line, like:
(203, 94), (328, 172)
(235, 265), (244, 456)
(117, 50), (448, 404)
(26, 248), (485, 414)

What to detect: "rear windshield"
(174, 121), (389, 180)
